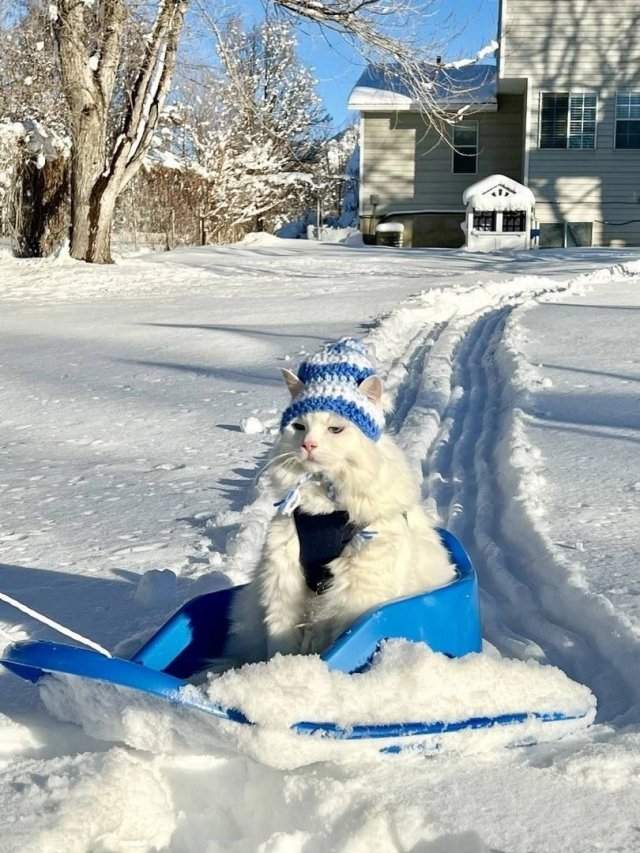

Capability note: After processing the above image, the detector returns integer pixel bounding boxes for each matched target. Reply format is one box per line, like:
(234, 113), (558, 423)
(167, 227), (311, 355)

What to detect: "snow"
(462, 174), (536, 211)
(240, 415), (264, 434)
(1, 239), (640, 849)
(447, 40), (499, 70)
(348, 64), (497, 112)
(0, 118), (67, 179)
(133, 568), (178, 608)
(0, 712), (40, 754)
(375, 222), (404, 233)
(205, 638), (595, 729)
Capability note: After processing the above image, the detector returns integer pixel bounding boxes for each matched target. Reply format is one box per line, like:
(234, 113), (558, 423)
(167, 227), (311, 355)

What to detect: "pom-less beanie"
(280, 338), (384, 441)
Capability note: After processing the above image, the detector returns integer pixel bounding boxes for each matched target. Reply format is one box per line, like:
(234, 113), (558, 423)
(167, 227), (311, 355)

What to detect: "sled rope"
(0, 591), (112, 658)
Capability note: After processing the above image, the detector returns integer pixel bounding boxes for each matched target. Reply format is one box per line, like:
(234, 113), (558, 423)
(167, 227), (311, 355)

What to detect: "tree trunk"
(68, 107), (111, 261)
(12, 142), (68, 258)
(54, 0), (187, 264)
(89, 183), (119, 263)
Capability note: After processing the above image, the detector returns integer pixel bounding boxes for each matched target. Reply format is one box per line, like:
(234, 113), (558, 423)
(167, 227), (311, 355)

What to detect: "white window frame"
(451, 121), (479, 175)
(538, 91), (598, 150)
(614, 90), (640, 150)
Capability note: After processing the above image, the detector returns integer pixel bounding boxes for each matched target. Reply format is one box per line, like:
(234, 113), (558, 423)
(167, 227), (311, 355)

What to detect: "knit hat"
(280, 338), (384, 441)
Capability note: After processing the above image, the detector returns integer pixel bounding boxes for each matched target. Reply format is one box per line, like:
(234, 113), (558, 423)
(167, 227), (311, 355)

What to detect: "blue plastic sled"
(0, 530), (589, 752)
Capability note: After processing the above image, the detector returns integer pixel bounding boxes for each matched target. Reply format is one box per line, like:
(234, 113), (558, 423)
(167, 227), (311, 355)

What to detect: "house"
(348, 0), (640, 248)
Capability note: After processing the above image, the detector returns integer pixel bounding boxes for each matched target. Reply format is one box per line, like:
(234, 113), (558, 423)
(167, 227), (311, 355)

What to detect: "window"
(503, 211), (527, 232)
(473, 211), (496, 231)
(540, 93), (597, 149)
(566, 222), (593, 247)
(616, 91), (640, 149)
(453, 124), (478, 173)
(540, 94), (568, 148)
(538, 222), (593, 248)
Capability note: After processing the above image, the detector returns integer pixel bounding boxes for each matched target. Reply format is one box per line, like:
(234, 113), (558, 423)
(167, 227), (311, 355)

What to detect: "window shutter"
(568, 94), (597, 149)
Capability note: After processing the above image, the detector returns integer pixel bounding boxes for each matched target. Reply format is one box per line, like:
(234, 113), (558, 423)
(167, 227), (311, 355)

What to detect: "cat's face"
(276, 368), (385, 479)
(279, 410), (367, 475)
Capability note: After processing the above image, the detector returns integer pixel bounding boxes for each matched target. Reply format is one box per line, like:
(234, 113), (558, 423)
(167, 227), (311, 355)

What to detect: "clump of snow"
(0, 713), (40, 754)
(341, 230), (364, 247)
(240, 415), (264, 434)
(236, 232), (285, 248)
(554, 732), (640, 792)
(376, 222), (405, 234)
(206, 640), (595, 731)
(0, 118), (69, 189)
(315, 227), (363, 245)
(1, 747), (175, 853)
(51, 238), (70, 262)
(0, 622), (29, 656)
(463, 175), (535, 212)
(36, 642), (595, 772)
(133, 569), (177, 608)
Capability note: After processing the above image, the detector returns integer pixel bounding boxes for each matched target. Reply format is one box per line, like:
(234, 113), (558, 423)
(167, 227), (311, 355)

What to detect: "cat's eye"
(328, 426), (344, 434)
(292, 422), (305, 431)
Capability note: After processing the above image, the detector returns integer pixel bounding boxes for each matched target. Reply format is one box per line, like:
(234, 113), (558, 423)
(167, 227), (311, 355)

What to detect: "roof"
(462, 174), (535, 211)
(348, 64), (497, 113)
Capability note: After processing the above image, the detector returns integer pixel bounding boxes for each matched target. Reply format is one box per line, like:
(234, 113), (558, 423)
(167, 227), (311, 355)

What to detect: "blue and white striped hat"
(280, 338), (384, 441)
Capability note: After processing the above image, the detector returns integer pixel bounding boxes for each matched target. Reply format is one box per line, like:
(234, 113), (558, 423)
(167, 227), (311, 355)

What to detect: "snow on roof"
(348, 64), (497, 112)
(462, 174), (535, 211)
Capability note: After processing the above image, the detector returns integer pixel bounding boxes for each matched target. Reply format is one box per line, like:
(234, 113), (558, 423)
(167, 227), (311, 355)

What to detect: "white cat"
(228, 341), (455, 661)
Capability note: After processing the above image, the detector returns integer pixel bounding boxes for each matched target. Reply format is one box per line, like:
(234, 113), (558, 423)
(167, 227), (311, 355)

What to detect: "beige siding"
(361, 95), (525, 225)
(502, 0), (640, 245)
(502, 0), (640, 86)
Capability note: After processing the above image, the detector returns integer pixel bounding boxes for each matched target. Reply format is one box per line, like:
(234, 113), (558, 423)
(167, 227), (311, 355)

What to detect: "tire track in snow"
(424, 306), (640, 726)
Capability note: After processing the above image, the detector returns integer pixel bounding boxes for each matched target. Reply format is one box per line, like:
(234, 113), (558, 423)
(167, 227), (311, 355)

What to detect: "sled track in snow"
(387, 322), (448, 434)
(421, 306), (640, 726)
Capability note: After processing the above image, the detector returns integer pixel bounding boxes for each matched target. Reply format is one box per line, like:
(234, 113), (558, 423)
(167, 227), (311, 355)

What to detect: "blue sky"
(292, 0), (498, 129)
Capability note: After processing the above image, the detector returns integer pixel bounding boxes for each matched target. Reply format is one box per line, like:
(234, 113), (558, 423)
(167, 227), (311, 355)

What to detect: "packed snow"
(1, 238), (640, 851)
(462, 174), (536, 212)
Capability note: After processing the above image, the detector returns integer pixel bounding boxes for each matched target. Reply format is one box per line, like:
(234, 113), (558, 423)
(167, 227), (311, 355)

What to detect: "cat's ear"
(359, 375), (383, 407)
(281, 368), (305, 398)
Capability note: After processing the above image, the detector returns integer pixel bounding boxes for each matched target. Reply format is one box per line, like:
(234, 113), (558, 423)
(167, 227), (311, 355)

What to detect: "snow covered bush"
(0, 119), (68, 257)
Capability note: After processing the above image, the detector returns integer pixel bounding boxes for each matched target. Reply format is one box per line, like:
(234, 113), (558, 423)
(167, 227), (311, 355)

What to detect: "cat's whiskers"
(254, 450), (299, 484)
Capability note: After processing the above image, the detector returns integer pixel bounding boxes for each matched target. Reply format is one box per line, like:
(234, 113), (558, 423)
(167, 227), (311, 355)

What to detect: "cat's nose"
(302, 437), (318, 451)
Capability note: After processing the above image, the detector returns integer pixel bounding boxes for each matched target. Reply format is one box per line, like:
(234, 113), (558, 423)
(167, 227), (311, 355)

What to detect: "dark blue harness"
(293, 508), (356, 594)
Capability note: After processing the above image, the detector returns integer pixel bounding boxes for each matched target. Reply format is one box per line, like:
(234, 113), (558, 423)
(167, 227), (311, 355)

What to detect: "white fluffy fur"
(229, 377), (455, 661)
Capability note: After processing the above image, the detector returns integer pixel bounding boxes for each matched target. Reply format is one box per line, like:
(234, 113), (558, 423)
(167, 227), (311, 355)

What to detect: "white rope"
(0, 591), (112, 658)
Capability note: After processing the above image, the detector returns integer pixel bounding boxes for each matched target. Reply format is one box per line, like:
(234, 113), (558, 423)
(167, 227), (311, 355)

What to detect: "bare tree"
(273, 0), (469, 137)
(53, 0), (186, 262)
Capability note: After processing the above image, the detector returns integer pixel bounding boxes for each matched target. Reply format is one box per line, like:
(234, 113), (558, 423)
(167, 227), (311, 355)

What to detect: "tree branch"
(97, 0), (126, 107)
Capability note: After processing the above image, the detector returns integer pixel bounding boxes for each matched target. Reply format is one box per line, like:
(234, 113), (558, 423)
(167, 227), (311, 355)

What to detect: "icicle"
(0, 591), (112, 658)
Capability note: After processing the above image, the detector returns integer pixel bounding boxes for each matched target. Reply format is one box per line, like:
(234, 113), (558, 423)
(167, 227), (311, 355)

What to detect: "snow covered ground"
(1, 237), (639, 851)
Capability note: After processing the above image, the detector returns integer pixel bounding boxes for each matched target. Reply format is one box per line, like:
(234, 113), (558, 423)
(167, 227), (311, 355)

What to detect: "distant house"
(348, 0), (640, 248)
